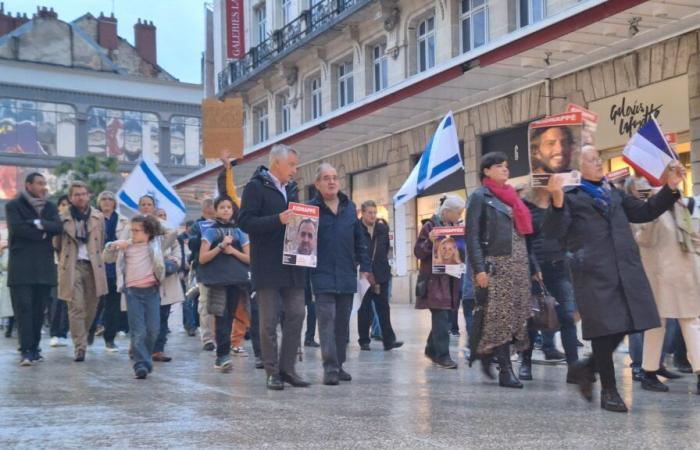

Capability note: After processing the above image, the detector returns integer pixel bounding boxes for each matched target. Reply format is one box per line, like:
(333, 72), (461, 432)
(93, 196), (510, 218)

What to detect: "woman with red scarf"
(465, 152), (539, 389)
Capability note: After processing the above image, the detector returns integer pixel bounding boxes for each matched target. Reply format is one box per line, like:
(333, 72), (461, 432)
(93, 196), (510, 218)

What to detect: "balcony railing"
(218, 0), (372, 93)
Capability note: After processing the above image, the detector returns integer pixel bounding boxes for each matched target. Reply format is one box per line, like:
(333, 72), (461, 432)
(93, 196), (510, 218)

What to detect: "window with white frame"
(337, 61), (354, 108)
(282, 0), (293, 25)
(277, 93), (291, 134)
(417, 16), (435, 73)
(311, 76), (322, 120)
(255, 5), (267, 44)
(372, 44), (389, 92)
(254, 102), (268, 143)
(461, 0), (487, 53)
(519, 0), (545, 27)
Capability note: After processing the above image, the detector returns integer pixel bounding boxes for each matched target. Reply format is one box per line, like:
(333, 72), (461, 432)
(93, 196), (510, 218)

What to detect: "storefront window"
(0, 98), (76, 157)
(351, 167), (390, 221)
(0, 166), (59, 200)
(170, 116), (202, 166)
(87, 108), (159, 162)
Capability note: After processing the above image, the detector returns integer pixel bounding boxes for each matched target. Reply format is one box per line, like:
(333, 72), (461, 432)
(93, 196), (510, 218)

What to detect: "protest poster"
(431, 226), (466, 278)
(529, 112), (584, 188)
(566, 103), (598, 146)
(607, 167), (631, 184)
(282, 202), (319, 268)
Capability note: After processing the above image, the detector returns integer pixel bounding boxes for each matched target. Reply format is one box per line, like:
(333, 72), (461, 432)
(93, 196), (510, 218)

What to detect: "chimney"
(134, 18), (157, 66)
(0, 3), (13, 37)
(97, 12), (118, 51)
(34, 6), (57, 19)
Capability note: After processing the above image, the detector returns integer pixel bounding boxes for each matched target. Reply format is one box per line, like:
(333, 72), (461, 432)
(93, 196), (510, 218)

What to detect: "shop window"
(170, 116), (202, 166)
(351, 166), (390, 221)
(88, 107), (159, 162)
(0, 98), (76, 157)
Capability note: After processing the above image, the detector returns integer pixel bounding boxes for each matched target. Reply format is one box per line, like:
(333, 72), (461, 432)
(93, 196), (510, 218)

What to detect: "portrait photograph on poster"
(529, 112), (584, 187)
(431, 226), (466, 278)
(282, 202), (320, 268)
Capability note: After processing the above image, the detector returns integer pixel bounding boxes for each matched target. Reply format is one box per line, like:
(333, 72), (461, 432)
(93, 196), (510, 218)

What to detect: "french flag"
(622, 119), (678, 187)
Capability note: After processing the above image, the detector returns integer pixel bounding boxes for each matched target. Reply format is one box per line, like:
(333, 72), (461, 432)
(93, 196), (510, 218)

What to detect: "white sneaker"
(50, 337), (60, 347)
(231, 347), (249, 357)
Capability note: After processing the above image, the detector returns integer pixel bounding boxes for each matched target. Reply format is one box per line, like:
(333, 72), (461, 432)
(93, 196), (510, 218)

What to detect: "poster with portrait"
(566, 103), (598, 146)
(282, 202), (320, 268)
(431, 226), (466, 279)
(529, 112), (584, 188)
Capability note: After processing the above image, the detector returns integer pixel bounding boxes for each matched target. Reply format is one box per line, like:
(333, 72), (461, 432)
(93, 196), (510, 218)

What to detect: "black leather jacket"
(465, 186), (539, 275)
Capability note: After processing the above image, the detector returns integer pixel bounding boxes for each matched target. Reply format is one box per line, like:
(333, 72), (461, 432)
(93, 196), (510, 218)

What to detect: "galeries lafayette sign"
(588, 75), (689, 149)
(226, 0), (245, 59)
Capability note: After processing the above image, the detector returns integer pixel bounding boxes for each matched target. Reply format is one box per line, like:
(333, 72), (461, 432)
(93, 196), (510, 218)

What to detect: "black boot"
(641, 371), (669, 392)
(496, 345), (523, 389)
(600, 388), (628, 412)
(518, 349), (533, 381)
(479, 354), (495, 380)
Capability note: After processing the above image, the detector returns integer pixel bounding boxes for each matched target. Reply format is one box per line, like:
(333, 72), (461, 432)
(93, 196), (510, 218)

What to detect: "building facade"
(0, 6), (204, 219)
(176, 0), (700, 303)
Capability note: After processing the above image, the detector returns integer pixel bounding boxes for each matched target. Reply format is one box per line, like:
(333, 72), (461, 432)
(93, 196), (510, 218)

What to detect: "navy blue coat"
(308, 192), (371, 295)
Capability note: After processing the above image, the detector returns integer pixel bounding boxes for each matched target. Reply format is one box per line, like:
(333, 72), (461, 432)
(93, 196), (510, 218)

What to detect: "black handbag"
(196, 228), (250, 287)
(531, 281), (560, 332)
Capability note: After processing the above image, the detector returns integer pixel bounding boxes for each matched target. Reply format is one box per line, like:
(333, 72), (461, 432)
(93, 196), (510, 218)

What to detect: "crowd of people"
(1, 142), (699, 414)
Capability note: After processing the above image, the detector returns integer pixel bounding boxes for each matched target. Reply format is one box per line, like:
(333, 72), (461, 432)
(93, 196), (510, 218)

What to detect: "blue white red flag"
(622, 119), (677, 187)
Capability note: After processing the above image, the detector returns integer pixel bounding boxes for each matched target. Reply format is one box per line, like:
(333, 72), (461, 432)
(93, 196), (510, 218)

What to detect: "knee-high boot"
(497, 344), (523, 388)
(518, 347), (533, 381)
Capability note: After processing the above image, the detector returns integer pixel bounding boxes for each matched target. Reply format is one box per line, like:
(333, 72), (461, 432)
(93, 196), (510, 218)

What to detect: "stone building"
(175, 0), (700, 303)
(0, 5), (203, 220)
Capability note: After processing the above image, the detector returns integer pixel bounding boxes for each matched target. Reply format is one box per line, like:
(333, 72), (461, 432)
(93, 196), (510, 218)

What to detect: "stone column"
(690, 52), (700, 195)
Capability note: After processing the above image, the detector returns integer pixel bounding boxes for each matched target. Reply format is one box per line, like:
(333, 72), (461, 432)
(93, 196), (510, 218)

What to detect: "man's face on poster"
(296, 221), (316, 255)
(533, 127), (573, 173)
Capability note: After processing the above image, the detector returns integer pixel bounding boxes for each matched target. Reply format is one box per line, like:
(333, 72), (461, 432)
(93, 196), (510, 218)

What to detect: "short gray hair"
(315, 162), (336, 182)
(269, 144), (297, 165)
(436, 194), (464, 217)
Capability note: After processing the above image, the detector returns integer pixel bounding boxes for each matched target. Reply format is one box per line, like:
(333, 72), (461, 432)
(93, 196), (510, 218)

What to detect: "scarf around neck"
(482, 178), (533, 236)
(21, 189), (47, 215)
(70, 205), (91, 243)
(580, 178), (611, 215)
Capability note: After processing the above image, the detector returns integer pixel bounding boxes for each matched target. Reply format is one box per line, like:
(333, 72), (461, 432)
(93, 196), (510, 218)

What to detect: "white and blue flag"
(622, 118), (678, 187)
(118, 155), (187, 229)
(394, 111), (463, 206)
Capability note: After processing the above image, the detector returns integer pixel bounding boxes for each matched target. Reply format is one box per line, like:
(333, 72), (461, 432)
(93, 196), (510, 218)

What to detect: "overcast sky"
(3, 0), (205, 84)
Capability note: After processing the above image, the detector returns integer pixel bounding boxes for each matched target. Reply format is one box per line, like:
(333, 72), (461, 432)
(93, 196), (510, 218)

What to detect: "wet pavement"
(1, 303), (699, 449)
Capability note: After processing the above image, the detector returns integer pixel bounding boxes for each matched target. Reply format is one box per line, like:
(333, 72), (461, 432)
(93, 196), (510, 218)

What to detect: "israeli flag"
(118, 155), (187, 229)
(394, 111), (463, 206)
(622, 118), (678, 187)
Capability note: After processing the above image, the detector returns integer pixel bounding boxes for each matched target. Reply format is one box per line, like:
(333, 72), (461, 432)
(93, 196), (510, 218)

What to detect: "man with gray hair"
(239, 144), (310, 390)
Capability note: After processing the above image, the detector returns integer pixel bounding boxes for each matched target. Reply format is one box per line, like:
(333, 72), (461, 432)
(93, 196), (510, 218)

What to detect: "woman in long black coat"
(544, 146), (684, 413)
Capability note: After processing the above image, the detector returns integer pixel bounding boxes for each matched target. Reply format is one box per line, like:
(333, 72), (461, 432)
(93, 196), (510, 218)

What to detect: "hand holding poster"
(432, 226), (466, 279)
(282, 202), (319, 268)
(529, 112), (584, 188)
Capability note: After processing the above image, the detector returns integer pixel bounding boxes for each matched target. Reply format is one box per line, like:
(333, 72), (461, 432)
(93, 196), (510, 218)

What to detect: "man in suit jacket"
(5, 172), (62, 366)
(356, 201), (403, 351)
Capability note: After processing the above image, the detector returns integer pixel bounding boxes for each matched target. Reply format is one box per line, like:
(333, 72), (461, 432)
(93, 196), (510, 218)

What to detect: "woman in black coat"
(544, 146), (684, 413)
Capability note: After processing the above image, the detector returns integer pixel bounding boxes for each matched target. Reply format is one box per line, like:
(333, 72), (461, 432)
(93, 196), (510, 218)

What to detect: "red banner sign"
(226, 0), (245, 59)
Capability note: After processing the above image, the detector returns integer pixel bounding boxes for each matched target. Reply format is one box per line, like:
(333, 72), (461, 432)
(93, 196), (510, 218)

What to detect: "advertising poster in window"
(282, 202), (319, 268)
(431, 226), (465, 278)
(528, 112), (584, 188)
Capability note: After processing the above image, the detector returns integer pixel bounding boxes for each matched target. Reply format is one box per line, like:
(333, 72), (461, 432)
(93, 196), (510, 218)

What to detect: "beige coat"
(115, 225), (184, 307)
(634, 203), (700, 318)
(55, 207), (108, 302)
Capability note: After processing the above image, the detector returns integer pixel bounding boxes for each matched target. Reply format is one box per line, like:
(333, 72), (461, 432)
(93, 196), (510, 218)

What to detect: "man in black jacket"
(238, 144), (309, 390)
(5, 173), (62, 366)
(357, 201), (403, 351)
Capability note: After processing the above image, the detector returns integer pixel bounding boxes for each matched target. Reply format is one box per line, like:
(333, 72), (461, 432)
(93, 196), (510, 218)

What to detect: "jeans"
(357, 282), (396, 347)
(425, 309), (451, 362)
(49, 296), (69, 339)
(182, 294), (200, 332)
(257, 288), (305, 376)
(214, 286), (242, 358)
(125, 286), (161, 372)
(629, 332), (644, 368)
(316, 293), (354, 374)
(153, 304), (171, 353)
(536, 260), (579, 364)
(100, 278), (121, 344)
(461, 298), (474, 337)
(11, 284), (50, 357)
(304, 286), (317, 343)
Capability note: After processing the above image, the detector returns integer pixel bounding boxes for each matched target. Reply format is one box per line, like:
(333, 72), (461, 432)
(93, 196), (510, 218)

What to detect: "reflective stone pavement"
(1, 304), (699, 449)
